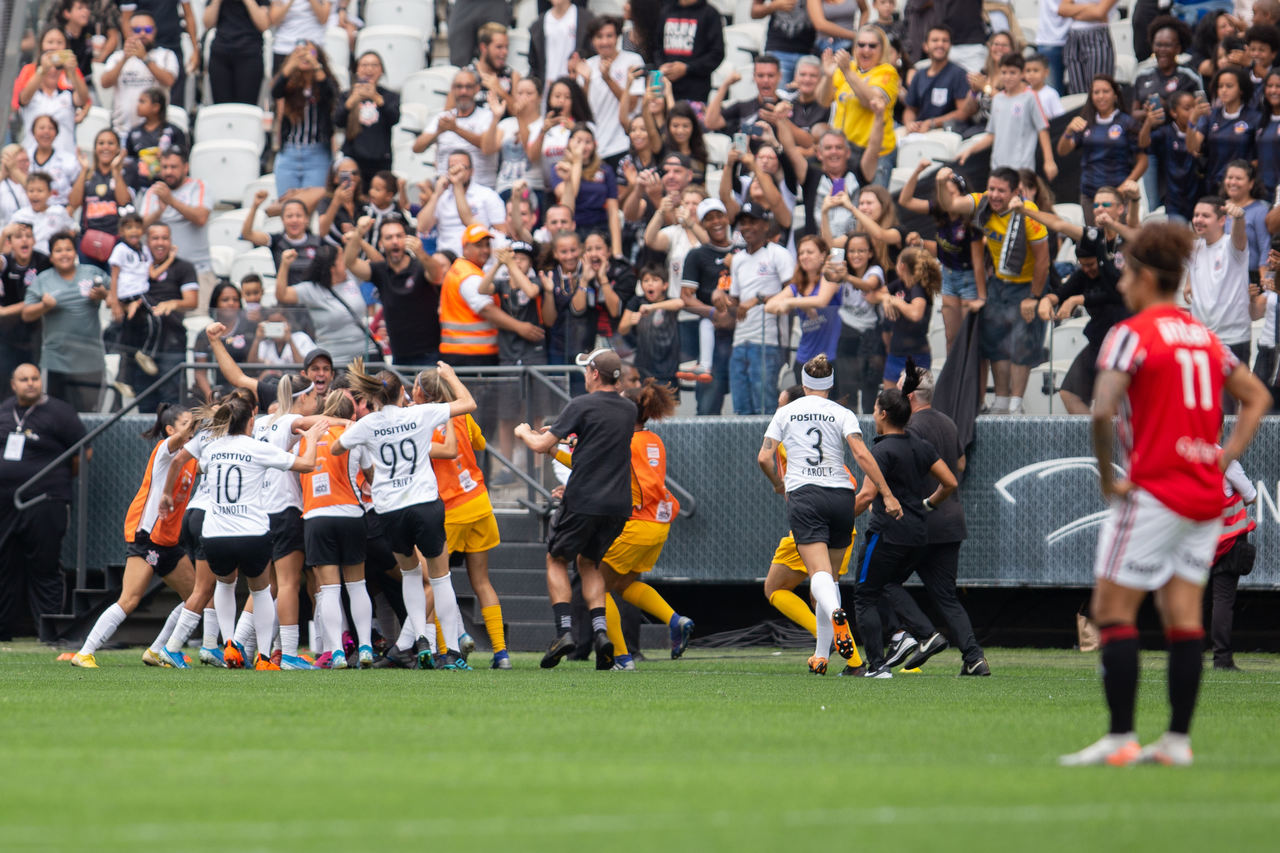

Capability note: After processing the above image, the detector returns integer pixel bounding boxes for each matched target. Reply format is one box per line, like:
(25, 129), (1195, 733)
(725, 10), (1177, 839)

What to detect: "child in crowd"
(620, 265), (684, 392)
(1139, 91), (1202, 224)
(1025, 54), (1064, 120)
(18, 172), (76, 253)
(106, 212), (155, 392)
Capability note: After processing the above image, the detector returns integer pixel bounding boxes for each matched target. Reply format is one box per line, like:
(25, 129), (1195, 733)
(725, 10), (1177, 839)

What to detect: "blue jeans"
(1037, 44), (1066, 93)
(695, 330), (733, 415)
(729, 342), (783, 415)
(275, 142), (332, 193)
(872, 147), (897, 189)
(771, 51), (804, 85)
(815, 37), (852, 54)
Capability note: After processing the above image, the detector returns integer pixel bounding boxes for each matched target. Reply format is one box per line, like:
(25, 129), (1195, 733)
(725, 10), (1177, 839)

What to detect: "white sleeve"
(108, 242), (129, 268)
(482, 191), (507, 226)
(774, 245), (796, 283)
(764, 409), (785, 442)
(257, 442), (300, 471)
(339, 417), (369, 450)
(841, 408), (862, 437)
(155, 48), (179, 76)
(729, 257), (742, 298)
(1225, 460), (1256, 502)
(103, 51), (124, 73)
(459, 274), (493, 314)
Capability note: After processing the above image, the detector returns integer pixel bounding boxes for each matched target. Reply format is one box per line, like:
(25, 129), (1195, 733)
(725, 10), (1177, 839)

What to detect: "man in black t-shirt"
(137, 222), (197, 410)
(0, 223), (50, 398)
(679, 200), (735, 415)
(0, 364), (86, 641)
(705, 55), (786, 136)
(344, 216), (440, 366)
(515, 348), (637, 670)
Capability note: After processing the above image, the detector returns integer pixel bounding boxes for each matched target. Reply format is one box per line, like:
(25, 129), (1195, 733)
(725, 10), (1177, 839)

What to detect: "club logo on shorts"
(145, 549), (159, 567)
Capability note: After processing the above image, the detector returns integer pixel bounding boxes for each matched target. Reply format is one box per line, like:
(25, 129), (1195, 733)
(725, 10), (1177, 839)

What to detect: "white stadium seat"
(241, 175), (277, 211)
(206, 208), (264, 253)
(166, 105), (190, 136)
(361, 0), (434, 39)
(355, 26), (427, 91)
(896, 129), (962, 166)
(231, 247), (279, 290)
(325, 27), (350, 73)
(75, 106), (111, 153)
(400, 66), (458, 114)
(194, 103), (265, 145)
(703, 133), (731, 168)
(191, 140), (264, 207)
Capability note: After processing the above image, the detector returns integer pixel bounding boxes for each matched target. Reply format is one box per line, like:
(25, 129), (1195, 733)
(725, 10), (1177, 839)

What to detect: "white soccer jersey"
(337, 403), (450, 513)
(134, 438), (179, 535)
(765, 395), (861, 493)
(184, 429), (214, 512)
(253, 413), (303, 514)
(200, 434), (299, 538)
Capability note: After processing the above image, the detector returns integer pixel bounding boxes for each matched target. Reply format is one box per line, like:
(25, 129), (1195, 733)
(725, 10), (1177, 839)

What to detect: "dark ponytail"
(142, 403), (189, 441)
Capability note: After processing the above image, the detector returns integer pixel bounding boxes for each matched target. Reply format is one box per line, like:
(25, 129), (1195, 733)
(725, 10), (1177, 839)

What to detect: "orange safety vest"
(123, 439), (197, 548)
(629, 430), (680, 524)
(300, 424), (362, 514)
(1215, 490), (1256, 561)
(432, 413), (489, 511)
(440, 257), (499, 356)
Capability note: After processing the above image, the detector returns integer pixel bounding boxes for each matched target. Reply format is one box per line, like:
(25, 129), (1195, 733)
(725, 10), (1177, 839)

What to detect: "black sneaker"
(835, 664), (868, 677)
(861, 666), (893, 679)
(593, 630), (615, 671)
(372, 644), (417, 669)
(903, 632), (949, 670)
(959, 657), (991, 676)
(883, 634), (919, 668)
(413, 636), (435, 670)
(540, 632), (577, 669)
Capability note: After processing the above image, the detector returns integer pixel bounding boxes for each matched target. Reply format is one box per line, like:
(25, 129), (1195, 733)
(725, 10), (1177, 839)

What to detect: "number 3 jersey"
(1097, 303), (1239, 521)
(197, 434), (301, 537)
(338, 403), (451, 513)
(765, 395), (862, 493)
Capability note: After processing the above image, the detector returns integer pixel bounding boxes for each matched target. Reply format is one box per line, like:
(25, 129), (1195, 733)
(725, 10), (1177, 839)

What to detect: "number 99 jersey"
(765, 395), (862, 494)
(1096, 303), (1240, 521)
(337, 402), (451, 513)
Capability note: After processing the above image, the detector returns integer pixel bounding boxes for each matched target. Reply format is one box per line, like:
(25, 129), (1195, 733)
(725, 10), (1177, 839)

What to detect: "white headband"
(802, 370), (834, 390)
(292, 382), (315, 399)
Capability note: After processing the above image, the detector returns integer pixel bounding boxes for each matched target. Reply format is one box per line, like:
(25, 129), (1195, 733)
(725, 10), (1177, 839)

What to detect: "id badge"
(4, 432), (25, 461)
(312, 472), (331, 497)
(656, 500), (673, 523)
(458, 469), (478, 492)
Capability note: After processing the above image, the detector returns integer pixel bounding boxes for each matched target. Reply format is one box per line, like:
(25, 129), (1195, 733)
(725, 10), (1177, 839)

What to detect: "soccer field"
(2, 645), (1277, 853)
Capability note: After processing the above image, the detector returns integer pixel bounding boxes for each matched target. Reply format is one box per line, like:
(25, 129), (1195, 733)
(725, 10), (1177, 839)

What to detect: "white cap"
(696, 198), (727, 221)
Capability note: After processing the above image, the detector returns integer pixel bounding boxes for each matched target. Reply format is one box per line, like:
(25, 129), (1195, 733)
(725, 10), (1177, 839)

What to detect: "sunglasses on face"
(856, 42), (878, 49)
(1095, 201), (1115, 208)
(132, 25), (154, 34)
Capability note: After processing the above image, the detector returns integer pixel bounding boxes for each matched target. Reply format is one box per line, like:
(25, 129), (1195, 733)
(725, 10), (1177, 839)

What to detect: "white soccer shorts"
(1093, 487), (1221, 590)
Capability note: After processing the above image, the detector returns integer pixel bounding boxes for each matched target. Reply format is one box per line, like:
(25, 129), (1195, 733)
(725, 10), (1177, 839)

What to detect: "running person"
(158, 395), (324, 670)
(757, 354), (900, 676)
(1060, 222), (1270, 767)
(71, 405), (198, 668)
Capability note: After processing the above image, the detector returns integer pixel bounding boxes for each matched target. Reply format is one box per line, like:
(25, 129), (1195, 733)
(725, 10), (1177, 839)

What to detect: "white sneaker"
(1059, 733), (1141, 767)
(1135, 732), (1193, 767)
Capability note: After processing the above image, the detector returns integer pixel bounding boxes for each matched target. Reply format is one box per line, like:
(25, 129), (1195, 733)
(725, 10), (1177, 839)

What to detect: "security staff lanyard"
(5, 396), (44, 461)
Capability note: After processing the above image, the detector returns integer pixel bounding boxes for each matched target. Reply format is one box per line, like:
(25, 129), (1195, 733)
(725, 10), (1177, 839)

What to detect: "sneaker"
(313, 651), (333, 669)
(808, 655), (828, 675)
(280, 654), (316, 670)
(254, 653), (281, 671)
(675, 367), (713, 383)
(883, 634), (918, 668)
(371, 645), (416, 669)
(836, 664), (867, 677)
(1135, 732), (1194, 767)
(458, 632), (475, 660)
(831, 608), (856, 660)
(540, 632), (577, 669)
(198, 646), (227, 667)
(670, 615), (694, 659)
(330, 649), (348, 670)
(491, 650), (512, 669)
(413, 636), (435, 670)
(159, 647), (189, 669)
(612, 654), (637, 671)
(223, 640), (246, 669)
(862, 666), (893, 679)
(438, 651), (472, 670)
(111, 380), (136, 400)
(960, 658), (991, 676)
(141, 648), (167, 667)
(71, 652), (99, 668)
(1059, 733), (1141, 767)
(341, 631), (356, 659)
(358, 645), (375, 668)
(134, 351), (158, 375)
(593, 630), (615, 671)
(903, 632), (950, 670)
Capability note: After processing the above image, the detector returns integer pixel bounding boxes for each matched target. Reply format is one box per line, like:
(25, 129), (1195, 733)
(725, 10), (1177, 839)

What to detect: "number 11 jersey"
(765, 395), (862, 494)
(339, 403), (451, 513)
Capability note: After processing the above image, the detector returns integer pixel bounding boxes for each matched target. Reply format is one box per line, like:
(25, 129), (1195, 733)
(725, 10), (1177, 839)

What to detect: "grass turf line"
(1, 645), (1277, 852)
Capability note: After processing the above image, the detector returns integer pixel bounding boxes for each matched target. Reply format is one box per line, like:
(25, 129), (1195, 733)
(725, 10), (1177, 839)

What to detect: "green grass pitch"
(2, 644), (1278, 852)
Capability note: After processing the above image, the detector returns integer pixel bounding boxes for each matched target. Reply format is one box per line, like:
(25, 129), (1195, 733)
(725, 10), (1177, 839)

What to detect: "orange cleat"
(808, 655), (828, 675)
(223, 640), (245, 669)
(831, 609), (856, 660)
(254, 653), (281, 671)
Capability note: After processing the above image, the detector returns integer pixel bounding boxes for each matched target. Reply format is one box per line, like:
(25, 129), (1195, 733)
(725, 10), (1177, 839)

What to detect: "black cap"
(510, 240), (535, 257)
(303, 348), (333, 369)
(734, 202), (774, 223)
(662, 151), (692, 170)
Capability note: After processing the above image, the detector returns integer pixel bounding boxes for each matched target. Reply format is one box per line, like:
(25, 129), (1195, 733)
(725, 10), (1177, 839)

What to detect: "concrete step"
(493, 509), (547, 542)
(487, 542), (547, 570)
(451, 567), (547, 598)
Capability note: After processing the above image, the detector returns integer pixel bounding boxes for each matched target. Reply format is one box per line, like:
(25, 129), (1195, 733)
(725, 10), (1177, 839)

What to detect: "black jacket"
(656, 0), (725, 103)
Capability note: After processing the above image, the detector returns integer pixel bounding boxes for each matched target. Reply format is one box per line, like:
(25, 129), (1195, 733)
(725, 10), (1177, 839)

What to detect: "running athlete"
(757, 354), (900, 676)
(71, 405), (198, 668)
(331, 360), (476, 670)
(158, 395), (324, 670)
(1060, 222), (1270, 767)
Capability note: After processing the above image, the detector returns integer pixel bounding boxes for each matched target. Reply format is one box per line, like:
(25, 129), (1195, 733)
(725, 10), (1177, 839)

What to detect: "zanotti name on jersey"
(664, 18), (698, 56)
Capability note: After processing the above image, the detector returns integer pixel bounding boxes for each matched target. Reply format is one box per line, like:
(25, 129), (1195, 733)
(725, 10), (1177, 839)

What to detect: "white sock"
(810, 573), (839, 659)
(814, 600), (834, 659)
(339, 601), (350, 635)
(428, 573), (463, 652)
(279, 624), (299, 658)
(395, 617), (415, 651)
(165, 607), (202, 653)
(891, 630), (905, 642)
(314, 587), (331, 652)
(234, 609), (257, 660)
(993, 395), (1010, 411)
(697, 316), (713, 371)
(80, 602), (127, 656)
(308, 619), (319, 653)
(201, 607), (220, 648)
(345, 579), (373, 648)
(319, 584), (343, 656)
(212, 579), (236, 640)
(250, 588), (276, 658)
(149, 603), (184, 654)
(271, 618), (281, 654)
(1009, 396), (1023, 413)
(401, 566), (428, 641)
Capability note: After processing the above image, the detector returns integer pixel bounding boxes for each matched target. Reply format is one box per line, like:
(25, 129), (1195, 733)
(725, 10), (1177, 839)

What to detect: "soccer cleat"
(141, 648), (167, 667)
(358, 645), (375, 668)
(903, 632), (950, 670)
(1058, 733), (1141, 767)
(808, 655), (828, 675)
(612, 654), (637, 671)
(270, 649), (282, 668)
(198, 646), (227, 667)
(438, 651), (472, 670)
(371, 645), (417, 669)
(862, 666), (893, 679)
(458, 632), (475, 660)
(413, 637), (435, 670)
(540, 632), (577, 669)
(313, 651), (333, 669)
(159, 647), (190, 669)
(71, 652), (99, 668)
(491, 650), (512, 670)
(254, 654), (281, 671)
(342, 631), (356, 660)
(593, 630), (615, 671)
(330, 650), (348, 670)
(670, 615), (694, 659)
(960, 658), (991, 676)
(280, 654), (316, 670)
(1135, 733), (1194, 767)
(883, 634), (919, 668)
(831, 609), (856, 660)
(836, 664), (867, 677)
(223, 640), (246, 669)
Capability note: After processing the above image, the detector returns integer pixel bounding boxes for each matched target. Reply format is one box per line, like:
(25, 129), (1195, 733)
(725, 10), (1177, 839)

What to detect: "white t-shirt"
(730, 242), (796, 346)
(0, 179), (29, 227)
(21, 88), (78, 157)
(1189, 234), (1252, 346)
(582, 51), (645, 159)
(337, 402), (451, 512)
(496, 116), (544, 192)
(253, 413), (303, 513)
(435, 182), (507, 256)
(424, 106), (499, 189)
(1034, 85), (1065, 120)
(27, 204), (77, 254)
(200, 433), (300, 538)
(108, 240), (152, 300)
(1036, 0), (1071, 47)
(542, 6), (579, 83)
(103, 47), (180, 133)
(140, 178), (211, 269)
(273, 0), (329, 54)
(765, 395), (861, 493)
(255, 331), (317, 365)
(838, 263), (884, 332)
(459, 273), (496, 314)
(26, 147), (80, 206)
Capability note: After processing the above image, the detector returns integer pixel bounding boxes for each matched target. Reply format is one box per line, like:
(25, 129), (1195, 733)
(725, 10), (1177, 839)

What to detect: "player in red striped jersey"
(1060, 223), (1271, 768)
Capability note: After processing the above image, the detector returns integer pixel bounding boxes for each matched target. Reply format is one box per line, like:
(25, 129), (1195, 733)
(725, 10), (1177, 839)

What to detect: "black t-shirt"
(626, 294), (681, 379)
(368, 257), (440, 362)
(80, 169), (127, 234)
(1057, 226), (1130, 347)
(269, 232), (321, 285)
(1, 251), (50, 349)
(146, 256), (197, 351)
(789, 97), (830, 131)
(680, 242), (735, 312)
(888, 283), (930, 356)
(124, 121), (188, 191)
(316, 196), (355, 248)
(495, 270), (547, 366)
(721, 97), (775, 136)
(211, 0), (269, 52)
(0, 395), (86, 502)
(549, 390), (637, 517)
(867, 432), (939, 545)
(904, 407), (965, 543)
(764, 5), (815, 54)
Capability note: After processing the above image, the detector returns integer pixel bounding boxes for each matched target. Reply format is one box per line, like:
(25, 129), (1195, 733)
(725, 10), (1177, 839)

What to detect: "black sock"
(1167, 630), (1205, 735)
(552, 602), (572, 636)
(589, 607), (607, 634)
(1100, 624), (1140, 735)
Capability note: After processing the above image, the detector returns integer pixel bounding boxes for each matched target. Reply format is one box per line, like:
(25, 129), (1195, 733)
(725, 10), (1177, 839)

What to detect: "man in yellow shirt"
(818, 28), (899, 187)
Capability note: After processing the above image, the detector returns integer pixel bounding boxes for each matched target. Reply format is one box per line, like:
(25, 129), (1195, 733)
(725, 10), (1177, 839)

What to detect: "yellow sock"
(769, 589), (817, 637)
(605, 594), (629, 657)
(481, 604), (506, 653)
(434, 617), (447, 655)
(621, 581), (676, 626)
